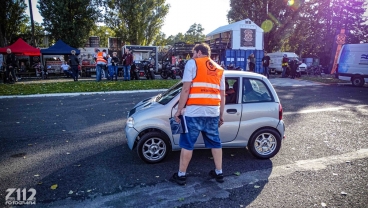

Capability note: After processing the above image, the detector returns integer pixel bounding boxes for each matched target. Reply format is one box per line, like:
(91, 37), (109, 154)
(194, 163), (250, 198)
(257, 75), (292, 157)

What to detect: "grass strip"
(0, 79), (179, 96)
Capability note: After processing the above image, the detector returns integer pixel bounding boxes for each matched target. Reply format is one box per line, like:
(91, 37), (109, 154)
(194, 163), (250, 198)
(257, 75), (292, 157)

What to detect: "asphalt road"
(0, 84), (367, 208)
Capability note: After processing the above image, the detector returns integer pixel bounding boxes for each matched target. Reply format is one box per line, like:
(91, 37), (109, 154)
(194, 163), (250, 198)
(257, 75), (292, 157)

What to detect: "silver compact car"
(125, 70), (285, 163)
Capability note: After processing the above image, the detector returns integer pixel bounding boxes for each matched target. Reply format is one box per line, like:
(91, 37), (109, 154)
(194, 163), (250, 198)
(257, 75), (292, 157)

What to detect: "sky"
(25, 0), (231, 37)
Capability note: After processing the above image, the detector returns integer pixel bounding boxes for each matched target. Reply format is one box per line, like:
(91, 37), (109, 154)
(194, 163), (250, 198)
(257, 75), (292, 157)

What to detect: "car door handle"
(226, 109), (237, 114)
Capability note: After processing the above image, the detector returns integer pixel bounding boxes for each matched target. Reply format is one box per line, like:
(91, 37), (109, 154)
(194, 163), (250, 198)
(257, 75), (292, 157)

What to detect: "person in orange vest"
(171, 43), (226, 185)
(95, 48), (107, 81)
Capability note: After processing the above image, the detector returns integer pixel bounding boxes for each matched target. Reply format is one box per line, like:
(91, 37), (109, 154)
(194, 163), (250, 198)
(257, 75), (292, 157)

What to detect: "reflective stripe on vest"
(96, 52), (107, 63)
(186, 57), (224, 106)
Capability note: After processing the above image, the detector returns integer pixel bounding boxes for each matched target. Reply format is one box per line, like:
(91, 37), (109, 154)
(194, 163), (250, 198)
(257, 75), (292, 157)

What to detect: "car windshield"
(156, 81), (183, 105)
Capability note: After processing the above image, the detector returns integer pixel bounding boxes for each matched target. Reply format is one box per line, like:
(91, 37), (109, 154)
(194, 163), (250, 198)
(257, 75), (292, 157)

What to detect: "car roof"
(224, 70), (265, 79)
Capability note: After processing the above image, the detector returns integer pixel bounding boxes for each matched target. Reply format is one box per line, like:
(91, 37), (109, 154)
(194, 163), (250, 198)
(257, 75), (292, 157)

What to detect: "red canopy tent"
(0, 38), (40, 56)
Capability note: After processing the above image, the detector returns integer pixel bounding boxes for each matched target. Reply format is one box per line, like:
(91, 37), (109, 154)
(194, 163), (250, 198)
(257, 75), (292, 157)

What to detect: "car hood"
(128, 95), (159, 117)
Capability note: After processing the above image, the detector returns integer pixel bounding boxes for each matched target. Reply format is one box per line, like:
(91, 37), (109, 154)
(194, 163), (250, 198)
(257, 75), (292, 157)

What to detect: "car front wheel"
(248, 129), (281, 159)
(137, 132), (171, 164)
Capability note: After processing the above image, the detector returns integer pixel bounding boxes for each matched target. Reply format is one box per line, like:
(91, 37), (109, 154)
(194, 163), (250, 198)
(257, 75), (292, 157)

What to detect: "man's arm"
(219, 89), (225, 127)
(174, 82), (191, 122)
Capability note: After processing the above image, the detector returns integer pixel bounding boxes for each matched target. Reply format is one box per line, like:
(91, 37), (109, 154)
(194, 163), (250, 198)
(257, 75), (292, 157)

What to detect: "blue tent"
(40, 40), (80, 55)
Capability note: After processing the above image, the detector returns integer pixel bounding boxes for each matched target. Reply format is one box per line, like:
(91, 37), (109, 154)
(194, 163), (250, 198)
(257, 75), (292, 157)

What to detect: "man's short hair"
(192, 43), (211, 57)
(102, 49), (106, 52)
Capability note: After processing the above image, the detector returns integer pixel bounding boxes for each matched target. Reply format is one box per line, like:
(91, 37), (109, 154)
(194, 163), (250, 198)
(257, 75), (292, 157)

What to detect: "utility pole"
(29, 0), (36, 46)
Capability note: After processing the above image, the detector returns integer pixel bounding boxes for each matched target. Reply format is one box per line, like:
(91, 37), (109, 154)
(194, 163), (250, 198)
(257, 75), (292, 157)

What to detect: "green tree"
(184, 23), (206, 43)
(0, 0), (28, 47)
(227, 0), (368, 61)
(38, 0), (100, 48)
(153, 32), (169, 46)
(104, 0), (170, 45)
(163, 24), (206, 45)
(18, 20), (48, 47)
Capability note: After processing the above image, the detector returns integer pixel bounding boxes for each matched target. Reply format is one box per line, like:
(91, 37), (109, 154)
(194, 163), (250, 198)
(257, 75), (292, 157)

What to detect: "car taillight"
(279, 103), (283, 120)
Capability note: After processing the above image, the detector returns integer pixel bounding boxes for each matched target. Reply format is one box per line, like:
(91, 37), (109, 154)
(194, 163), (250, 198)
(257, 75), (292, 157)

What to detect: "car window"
(225, 78), (239, 104)
(242, 78), (273, 103)
(157, 81), (182, 105)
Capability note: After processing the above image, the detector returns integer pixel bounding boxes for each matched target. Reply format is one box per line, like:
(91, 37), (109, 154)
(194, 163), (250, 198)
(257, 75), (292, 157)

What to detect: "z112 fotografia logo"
(5, 188), (36, 205)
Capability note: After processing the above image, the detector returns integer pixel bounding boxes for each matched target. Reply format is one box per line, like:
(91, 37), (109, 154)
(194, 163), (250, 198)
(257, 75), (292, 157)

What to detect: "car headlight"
(126, 117), (134, 128)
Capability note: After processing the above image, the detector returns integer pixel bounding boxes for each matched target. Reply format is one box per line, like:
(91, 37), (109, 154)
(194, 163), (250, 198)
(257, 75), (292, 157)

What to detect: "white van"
(337, 44), (368, 87)
(268, 52), (307, 74)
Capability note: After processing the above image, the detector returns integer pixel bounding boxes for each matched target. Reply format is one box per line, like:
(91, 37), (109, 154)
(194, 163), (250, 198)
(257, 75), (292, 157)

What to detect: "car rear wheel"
(137, 132), (171, 164)
(248, 129), (281, 159)
(351, 76), (365, 87)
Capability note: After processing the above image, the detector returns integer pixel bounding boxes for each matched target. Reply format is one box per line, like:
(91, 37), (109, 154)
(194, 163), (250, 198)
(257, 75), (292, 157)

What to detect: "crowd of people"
(1, 46), (303, 84)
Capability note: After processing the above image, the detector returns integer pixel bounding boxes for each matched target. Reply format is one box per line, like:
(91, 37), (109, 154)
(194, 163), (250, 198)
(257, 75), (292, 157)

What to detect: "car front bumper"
(125, 125), (139, 150)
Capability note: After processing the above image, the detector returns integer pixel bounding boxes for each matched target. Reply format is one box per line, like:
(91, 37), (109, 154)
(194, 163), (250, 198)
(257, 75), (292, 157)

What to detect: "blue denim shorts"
(179, 116), (222, 150)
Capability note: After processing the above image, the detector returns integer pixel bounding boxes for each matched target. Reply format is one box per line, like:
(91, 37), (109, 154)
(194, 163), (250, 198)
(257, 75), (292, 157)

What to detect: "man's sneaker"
(209, 170), (224, 183)
(170, 173), (186, 185)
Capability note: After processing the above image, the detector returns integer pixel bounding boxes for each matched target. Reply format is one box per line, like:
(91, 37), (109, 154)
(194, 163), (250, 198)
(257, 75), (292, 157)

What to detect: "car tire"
(137, 132), (171, 164)
(248, 128), (281, 159)
(351, 76), (365, 87)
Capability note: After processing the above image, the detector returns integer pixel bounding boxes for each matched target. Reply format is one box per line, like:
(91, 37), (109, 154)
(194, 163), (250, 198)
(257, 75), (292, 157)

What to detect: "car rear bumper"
(125, 125), (139, 150)
(277, 120), (285, 138)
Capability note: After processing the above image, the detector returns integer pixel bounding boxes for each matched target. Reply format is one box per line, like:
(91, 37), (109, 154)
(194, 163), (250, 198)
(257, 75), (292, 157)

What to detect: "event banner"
(240, 29), (256, 47)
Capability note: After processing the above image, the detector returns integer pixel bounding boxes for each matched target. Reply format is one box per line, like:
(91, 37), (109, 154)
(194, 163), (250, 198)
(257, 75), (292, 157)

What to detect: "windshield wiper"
(155, 93), (162, 102)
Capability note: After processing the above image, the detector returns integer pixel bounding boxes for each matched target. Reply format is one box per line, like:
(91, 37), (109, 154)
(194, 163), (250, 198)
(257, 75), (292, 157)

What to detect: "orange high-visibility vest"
(96, 52), (107, 63)
(186, 57), (224, 106)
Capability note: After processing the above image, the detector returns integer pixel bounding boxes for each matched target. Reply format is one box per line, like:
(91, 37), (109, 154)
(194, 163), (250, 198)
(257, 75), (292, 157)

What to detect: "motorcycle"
(176, 60), (186, 79)
(160, 59), (176, 79)
(142, 60), (155, 80)
(130, 62), (140, 80)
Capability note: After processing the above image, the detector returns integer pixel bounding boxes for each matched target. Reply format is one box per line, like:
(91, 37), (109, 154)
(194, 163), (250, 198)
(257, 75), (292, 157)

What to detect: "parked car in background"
(125, 70), (285, 163)
(268, 52), (307, 74)
(337, 43), (368, 87)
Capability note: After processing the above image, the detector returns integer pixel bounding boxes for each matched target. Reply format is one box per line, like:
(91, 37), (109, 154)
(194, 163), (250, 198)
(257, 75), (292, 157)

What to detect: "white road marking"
(284, 107), (345, 115)
(284, 105), (368, 115)
(41, 149), (368, 208)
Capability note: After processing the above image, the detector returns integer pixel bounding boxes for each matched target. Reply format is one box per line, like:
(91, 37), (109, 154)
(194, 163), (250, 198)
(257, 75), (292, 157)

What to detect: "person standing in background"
(107, 54), (112, 81)
(281, 54), (289, 78)
(102, 49), (109, 80)
(95, 49), (107, 82)
(289, 57), (301, 79)
(248, 53), (255, 72)
(69, 50), (80, 81)
(5, 48), (17, 84)
(111, 52), (119, 81)
(262, 52), (271, 79)
(122, 49), (133, 81)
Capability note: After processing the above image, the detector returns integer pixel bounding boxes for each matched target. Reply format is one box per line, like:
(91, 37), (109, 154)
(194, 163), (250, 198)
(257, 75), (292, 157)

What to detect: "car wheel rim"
(353, 79), (361, 85)
(142, 137), (166, 161)
(254, 133), (277, 156)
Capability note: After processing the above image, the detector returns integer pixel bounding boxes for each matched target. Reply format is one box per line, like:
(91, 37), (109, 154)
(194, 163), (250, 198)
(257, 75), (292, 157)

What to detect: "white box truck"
(268, 51), (307, 74)
(337, 43), (368, 87)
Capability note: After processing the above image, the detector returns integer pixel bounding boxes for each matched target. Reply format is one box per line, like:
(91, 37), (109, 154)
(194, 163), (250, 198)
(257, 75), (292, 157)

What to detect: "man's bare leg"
(179, 148), (193, 173)
(211, 148), (222, 170)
